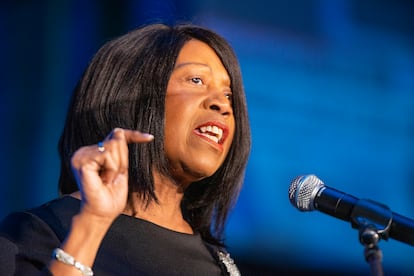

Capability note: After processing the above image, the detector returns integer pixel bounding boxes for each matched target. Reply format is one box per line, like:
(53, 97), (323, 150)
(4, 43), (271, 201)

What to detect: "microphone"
(289, 174), (414, 246)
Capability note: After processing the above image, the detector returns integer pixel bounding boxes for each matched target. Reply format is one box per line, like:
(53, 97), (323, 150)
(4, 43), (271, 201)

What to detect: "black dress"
(0, 196), (239, 276)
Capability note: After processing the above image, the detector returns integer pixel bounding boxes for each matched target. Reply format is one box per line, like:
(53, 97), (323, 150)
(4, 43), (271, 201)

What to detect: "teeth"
(201, 133), (219, 143)
(199, 125), (224, 143)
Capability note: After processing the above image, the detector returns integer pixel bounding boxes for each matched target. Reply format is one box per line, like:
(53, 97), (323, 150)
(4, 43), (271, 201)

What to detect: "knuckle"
(112, 128), (124, 138)
(70, 148), (84, 168)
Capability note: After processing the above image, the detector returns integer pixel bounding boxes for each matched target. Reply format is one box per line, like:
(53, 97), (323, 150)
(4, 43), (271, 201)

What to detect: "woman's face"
(164, 39), (235, 185)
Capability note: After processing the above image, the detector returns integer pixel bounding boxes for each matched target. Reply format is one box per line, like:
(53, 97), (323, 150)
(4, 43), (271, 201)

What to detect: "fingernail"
(143, 133), (154, 140)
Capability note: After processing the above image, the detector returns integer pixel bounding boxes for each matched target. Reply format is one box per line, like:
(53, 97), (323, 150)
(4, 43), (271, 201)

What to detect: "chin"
(181, 163), (219, 183)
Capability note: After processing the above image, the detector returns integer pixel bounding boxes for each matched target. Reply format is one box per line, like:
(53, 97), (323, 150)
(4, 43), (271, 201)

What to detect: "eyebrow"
(174, 62), (211, 71)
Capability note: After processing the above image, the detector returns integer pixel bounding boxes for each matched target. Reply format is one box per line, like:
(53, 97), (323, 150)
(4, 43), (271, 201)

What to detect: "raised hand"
(71, 128), (154, 221)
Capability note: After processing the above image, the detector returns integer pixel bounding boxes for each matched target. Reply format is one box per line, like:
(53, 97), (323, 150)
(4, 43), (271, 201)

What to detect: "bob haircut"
(58, 23), (251, 246)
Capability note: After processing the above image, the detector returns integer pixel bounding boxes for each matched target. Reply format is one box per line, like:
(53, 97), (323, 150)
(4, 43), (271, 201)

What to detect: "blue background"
(1, 1), (413, 274)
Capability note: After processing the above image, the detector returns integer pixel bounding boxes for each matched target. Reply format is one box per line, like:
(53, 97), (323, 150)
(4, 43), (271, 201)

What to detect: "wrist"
(76, 208), (117, 228)
(62, 212), (114, 265)
(52, 248), (93, 276)
(48, 211), (114, 274)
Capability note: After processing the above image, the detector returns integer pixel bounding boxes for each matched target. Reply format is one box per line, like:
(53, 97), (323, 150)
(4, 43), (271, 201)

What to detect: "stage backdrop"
(1, 1), (413, 274)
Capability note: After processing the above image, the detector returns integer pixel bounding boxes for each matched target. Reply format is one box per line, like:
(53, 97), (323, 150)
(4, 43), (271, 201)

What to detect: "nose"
(206, 92), (232, 116)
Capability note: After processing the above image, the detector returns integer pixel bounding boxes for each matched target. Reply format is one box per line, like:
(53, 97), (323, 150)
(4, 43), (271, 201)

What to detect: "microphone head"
(289, 174), (325, 211)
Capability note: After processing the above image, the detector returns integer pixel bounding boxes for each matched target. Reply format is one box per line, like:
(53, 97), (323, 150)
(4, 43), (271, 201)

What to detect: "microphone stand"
(351, 199), (392, 276)
(359, 224), (384, 276)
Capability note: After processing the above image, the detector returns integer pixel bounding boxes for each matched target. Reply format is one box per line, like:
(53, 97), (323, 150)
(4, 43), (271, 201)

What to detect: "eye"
(190, 77), (203, 85)
(225, 92), (233, 103)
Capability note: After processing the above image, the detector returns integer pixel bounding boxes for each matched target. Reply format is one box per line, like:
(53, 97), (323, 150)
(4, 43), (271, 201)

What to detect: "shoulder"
(1, 195), (80, 242)
(0, 196), (80, 274)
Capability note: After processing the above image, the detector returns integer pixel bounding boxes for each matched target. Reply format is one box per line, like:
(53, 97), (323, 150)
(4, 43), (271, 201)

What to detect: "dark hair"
(58, 23), (251, 246)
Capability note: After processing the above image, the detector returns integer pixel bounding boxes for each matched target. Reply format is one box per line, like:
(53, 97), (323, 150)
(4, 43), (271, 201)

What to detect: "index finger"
(112, 128), (154, 144)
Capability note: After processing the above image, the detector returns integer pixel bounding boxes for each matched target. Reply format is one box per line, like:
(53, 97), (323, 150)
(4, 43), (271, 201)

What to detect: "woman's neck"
(127, 173), (193, 234)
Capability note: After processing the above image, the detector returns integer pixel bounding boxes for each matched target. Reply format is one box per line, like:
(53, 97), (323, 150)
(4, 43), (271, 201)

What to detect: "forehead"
(175, 40), (230, 81)
(176, 40), (221, 65)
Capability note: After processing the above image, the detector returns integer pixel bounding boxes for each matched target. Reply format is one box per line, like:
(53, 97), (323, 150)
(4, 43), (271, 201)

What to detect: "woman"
(0, 23), (251, 275)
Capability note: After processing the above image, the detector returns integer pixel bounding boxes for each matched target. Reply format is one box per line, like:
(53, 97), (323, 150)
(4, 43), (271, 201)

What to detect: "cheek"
(165, 99), (190, 128)
(164, 101), (192, 148)
(227, 118), (236, 145)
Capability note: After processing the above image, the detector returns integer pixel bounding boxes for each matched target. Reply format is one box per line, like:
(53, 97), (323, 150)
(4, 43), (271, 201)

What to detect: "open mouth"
(195, 123), (228, 145)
